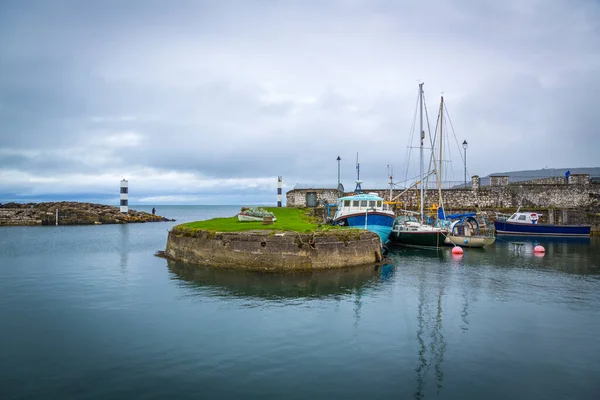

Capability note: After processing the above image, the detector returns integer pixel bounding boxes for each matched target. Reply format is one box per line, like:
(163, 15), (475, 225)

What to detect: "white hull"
(445, 235), (495, 248)
(237, 214), (276, 222)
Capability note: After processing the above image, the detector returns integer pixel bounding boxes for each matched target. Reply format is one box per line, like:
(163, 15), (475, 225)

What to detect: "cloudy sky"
(1, 0), (599, 205)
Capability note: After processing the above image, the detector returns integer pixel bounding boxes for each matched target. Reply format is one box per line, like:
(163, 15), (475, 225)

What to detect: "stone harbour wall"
(287, 180), (600, 210)
(165, 228), (383, 271)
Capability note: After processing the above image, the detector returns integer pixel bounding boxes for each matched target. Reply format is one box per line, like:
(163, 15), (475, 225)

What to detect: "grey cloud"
(0, 0), (599, 203)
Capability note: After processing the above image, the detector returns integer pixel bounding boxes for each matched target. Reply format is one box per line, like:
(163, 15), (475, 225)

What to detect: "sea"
(1, 205), (599, 399)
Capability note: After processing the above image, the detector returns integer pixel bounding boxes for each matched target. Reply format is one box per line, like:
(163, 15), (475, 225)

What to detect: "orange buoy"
(534, 245), (545, 254)
(452, 246), (464, 255)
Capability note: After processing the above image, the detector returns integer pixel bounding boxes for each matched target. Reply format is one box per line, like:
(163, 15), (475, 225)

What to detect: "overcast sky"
(1, 0), (599, 205)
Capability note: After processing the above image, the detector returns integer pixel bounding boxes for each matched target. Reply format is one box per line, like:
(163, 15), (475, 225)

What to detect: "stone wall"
(165, 228), (383, 271)
(568, 174), (590, 185)
(519, 177), (566, 185)
(286, 189), (344, 207)
(371, 183), (600, 210)
(286, 176), (600, 211)
(490, 176), (509, 186)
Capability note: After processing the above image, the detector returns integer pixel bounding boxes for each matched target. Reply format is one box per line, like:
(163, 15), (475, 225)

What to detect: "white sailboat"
(434, 96), (495, 248)
(388, 83), (448, 248)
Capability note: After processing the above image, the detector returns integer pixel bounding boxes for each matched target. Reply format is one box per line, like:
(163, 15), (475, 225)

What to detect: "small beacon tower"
(277, 176), (283, 207)
(120, 179), (129, 214)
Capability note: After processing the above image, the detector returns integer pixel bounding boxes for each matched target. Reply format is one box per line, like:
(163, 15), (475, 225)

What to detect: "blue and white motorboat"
(494, 211), (591, 237)
(333, 193), (396, 243)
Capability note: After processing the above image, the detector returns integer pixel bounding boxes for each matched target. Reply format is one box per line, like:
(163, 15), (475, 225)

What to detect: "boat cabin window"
(518, 215), (527, 221)
(509, 214), (517, 220)
(377, 201), (382, 207)
(368, 201), (376, 208)
(360, 200), (367, 207)
(343, 200), (350, 207)
(352, 200), (359, 207)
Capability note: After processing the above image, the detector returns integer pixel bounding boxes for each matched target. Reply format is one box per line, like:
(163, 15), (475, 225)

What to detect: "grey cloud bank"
(1, 0), (599, 204)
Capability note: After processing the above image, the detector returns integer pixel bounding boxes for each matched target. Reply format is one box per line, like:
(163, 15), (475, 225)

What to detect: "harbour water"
(1, 205), (599, 399)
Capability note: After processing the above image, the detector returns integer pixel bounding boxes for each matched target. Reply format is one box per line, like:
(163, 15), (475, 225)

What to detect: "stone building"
(286, 184), (344, 207)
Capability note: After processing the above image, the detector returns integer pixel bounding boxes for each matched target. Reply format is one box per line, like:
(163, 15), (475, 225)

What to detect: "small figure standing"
(152, 207), (156, 216)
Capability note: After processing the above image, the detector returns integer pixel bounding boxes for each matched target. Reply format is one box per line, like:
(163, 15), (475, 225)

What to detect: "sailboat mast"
(438, 96), (444, 207)
(419, 83), (425, 223)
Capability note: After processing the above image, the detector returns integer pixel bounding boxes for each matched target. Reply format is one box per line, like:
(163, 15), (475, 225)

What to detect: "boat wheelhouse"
(333, 193), (395, 243)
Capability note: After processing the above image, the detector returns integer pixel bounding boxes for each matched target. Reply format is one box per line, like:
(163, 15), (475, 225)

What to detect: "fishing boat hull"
(237, 214), (277, 222)
(494, 221), (590, 237)
(333, 212), (394, 243)
(445, 235), (496, 248)
(388, 230), (449, 248)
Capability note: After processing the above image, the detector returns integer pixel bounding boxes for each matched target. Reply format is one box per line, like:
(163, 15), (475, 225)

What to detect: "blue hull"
(334, 213), (394, 243)
(494, 220), (591, 237)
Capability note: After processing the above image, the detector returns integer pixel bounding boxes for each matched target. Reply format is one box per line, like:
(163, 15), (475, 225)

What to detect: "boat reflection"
(167, 260), (393, 300)
(413, 256), (448, 399)
(386, 236), (600, 275)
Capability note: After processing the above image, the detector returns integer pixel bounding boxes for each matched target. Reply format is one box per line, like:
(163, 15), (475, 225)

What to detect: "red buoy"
(534, 245), (545, 254)
(452, 246), (464, 255)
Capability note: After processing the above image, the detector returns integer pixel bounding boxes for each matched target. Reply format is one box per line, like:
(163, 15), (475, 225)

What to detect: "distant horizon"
(2, 166), (598, 205)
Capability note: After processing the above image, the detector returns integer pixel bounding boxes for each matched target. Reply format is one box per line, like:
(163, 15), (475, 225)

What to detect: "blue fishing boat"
(333, 193), (396, 243)
(494, 212), (591, 237)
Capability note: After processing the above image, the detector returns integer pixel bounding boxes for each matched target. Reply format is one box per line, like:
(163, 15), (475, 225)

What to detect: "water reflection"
(167, 260), (393, 300)
(412, 270), (448, 399)
(119, 224), (129, 271)
(389, 237), (600, 276)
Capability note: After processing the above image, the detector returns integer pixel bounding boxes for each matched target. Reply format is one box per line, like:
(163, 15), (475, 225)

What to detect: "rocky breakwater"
(0, 202), (174, 226)
(165, 226), (383, 272)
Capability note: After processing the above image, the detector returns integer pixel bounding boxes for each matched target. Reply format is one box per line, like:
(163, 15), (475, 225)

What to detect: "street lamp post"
(462, 140), (468, 188)
(336, 156), (341, 190)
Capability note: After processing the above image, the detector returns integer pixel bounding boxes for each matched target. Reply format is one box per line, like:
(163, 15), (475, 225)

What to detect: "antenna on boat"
(387, 164), (394, 201)
(355, 152), (362, 193)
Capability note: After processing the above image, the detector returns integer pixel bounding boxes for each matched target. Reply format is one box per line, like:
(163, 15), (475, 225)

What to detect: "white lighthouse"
(120, 179), (129, 214)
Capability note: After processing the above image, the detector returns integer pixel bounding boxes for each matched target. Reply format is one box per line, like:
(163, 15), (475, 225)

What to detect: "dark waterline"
(1, 205), (599, 399)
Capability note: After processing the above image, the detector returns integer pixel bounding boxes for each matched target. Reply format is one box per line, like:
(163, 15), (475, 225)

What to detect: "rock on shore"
(0, 202), (174, 226)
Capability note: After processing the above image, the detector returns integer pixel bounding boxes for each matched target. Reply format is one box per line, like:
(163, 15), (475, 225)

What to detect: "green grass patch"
(179, 207), (335, 233)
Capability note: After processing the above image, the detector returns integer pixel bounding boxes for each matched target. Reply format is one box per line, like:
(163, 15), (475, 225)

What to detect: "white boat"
(237, 208), (276, 222)
(333, 192), (395, 243)
(433, 94), (495, 248)
(445, 214), (496, 247)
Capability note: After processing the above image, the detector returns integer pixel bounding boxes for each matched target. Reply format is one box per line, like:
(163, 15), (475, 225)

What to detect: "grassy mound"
(180, 207), (329, 233)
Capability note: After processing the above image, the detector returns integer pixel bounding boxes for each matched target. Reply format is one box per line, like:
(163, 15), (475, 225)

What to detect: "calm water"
(1, 205), (600, 399)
